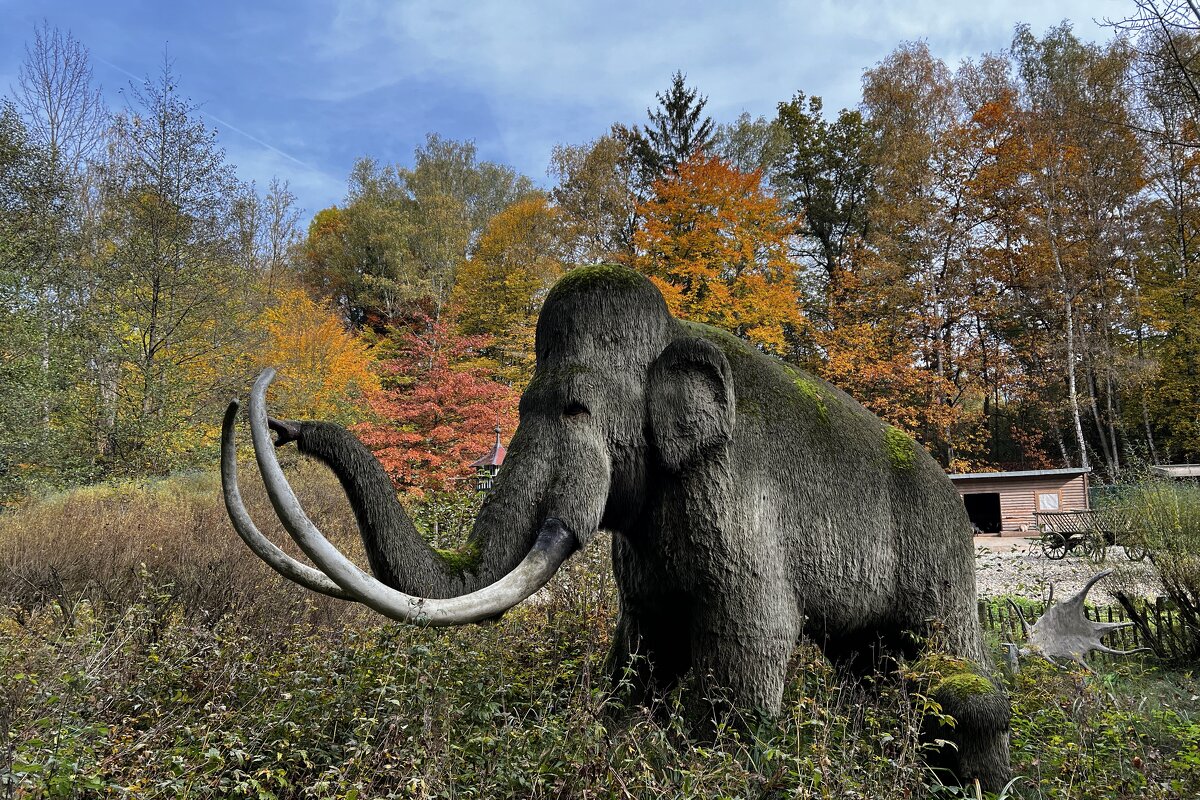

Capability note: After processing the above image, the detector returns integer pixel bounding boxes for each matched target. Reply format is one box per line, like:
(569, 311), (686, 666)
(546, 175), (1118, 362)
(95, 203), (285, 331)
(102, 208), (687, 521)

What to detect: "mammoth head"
(534, 265), (736, 468)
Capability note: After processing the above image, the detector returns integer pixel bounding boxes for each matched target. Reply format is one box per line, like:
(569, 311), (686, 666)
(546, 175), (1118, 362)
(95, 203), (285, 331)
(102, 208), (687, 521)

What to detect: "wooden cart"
(1034, 508), (1150, 562)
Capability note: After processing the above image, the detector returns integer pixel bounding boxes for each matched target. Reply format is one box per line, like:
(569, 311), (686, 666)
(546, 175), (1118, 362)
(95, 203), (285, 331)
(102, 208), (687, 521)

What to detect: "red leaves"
(353, 315), (519, 498)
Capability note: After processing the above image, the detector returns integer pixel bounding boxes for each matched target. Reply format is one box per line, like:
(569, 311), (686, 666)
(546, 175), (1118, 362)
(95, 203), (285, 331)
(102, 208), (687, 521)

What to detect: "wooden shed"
(948, 468), (1090, 536)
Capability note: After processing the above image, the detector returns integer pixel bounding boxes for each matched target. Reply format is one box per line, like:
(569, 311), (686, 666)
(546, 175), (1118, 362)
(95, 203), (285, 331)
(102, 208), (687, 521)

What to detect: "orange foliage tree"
(254, 287), (379, 421)
(816, 264), (959, 435)
(353, 316), (519, 499)
(633, 153), (804, 356)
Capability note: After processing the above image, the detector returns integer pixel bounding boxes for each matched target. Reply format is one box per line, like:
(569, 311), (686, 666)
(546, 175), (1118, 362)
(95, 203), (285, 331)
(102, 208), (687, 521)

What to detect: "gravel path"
(973, 536), (1161, 604)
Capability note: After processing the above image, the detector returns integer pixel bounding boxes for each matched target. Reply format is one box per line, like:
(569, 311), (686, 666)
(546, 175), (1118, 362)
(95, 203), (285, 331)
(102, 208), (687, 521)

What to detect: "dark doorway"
(963, 492), (1001, 534)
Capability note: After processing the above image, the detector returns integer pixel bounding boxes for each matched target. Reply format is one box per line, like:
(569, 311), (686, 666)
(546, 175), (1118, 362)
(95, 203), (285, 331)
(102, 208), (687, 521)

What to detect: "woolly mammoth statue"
(221, 265), (1010, 788)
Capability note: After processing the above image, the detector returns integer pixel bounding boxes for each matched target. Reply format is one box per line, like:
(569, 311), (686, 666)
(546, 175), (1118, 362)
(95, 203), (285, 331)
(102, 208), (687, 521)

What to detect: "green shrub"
(1113, 481), (1200, 661)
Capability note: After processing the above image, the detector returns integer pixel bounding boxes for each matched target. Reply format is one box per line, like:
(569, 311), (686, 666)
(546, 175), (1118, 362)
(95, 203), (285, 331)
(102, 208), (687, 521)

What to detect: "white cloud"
(301, 0), (1129, 179)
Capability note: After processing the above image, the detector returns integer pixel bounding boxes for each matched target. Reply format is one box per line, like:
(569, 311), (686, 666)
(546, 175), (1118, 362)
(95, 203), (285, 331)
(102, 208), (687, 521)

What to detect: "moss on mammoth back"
(674, 318), (937, 481)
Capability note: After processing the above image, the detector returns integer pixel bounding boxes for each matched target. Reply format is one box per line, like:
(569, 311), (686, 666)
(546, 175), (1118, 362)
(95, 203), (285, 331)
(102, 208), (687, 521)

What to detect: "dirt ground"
(972, 535), (1161, 603)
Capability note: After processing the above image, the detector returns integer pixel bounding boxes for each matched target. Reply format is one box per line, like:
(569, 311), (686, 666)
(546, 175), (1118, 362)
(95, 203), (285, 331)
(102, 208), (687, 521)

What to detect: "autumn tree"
(254, 286), (378, 422)
(816, 264), (959, 439)
(354, 316), (519, 498)
(830, 45), (1025, 467)
(956, 79), (1057, 468)
(549, 133), (639, 265)
(634, 153), (802, 356)
(451, 194), (563, 384)
(94, 59), (255, 471)
(773, 93), (875, 291)
(403, 134), (535, 315)
(1012, 24), (1144, 477)
(300, 138), (535, 327)
(845, 44), (979, 462)
(713, 111), (788, 175)
(1132, 31), (1200, 460)
(0, 103), (74, 497)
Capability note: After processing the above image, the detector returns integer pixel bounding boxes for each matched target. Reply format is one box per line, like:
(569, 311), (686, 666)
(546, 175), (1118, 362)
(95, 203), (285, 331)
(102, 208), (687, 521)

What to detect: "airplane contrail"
(95, 54), (317, 171)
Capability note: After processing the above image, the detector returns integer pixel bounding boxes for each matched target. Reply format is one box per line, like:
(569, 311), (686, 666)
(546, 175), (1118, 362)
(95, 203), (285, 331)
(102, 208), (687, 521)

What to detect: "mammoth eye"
(564, 401), (590, 419)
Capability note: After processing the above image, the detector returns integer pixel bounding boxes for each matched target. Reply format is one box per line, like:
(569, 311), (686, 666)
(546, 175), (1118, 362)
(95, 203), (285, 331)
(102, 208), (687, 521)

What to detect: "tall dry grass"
(0, 455), (368, 631)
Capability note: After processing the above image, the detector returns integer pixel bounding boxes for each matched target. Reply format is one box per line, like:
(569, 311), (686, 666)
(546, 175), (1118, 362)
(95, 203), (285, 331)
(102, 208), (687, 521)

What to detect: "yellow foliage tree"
(254, 287), (379, 421)
(451, 195), (564, 385)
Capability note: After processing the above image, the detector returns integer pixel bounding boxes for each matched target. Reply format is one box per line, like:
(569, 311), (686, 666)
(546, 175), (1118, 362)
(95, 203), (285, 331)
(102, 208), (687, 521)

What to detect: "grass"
(2, 468), (1199, 798)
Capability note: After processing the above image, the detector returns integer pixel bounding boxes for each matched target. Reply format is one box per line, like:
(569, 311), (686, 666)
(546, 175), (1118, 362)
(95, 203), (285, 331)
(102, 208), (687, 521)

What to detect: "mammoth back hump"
(679, 321), (969, 542)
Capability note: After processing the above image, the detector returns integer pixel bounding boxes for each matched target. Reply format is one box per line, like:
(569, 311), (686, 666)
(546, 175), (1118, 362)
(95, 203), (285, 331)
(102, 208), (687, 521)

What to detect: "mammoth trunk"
(291, 420), (557, 599)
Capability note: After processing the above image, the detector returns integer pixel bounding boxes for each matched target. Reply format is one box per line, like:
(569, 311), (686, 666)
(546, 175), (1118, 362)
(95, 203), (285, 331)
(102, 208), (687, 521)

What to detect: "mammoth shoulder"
(669, 320), (938, 477)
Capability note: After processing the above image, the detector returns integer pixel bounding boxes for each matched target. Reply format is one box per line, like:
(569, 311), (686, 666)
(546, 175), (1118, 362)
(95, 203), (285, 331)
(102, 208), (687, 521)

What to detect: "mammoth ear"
(647, 337), (735, 471)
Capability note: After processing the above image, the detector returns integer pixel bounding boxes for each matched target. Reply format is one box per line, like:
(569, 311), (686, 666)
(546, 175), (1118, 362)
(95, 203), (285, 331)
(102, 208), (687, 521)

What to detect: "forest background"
(4, 5), (1200, 510)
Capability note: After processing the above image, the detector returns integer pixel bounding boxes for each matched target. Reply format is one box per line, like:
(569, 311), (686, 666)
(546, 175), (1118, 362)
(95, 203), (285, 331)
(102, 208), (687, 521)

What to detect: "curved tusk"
(247, 368), (579, 626)
(221, 400), (353, 599)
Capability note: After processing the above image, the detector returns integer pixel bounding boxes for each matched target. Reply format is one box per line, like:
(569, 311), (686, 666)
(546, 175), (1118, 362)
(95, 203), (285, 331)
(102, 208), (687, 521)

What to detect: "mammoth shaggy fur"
(227, 265), (1010, 788)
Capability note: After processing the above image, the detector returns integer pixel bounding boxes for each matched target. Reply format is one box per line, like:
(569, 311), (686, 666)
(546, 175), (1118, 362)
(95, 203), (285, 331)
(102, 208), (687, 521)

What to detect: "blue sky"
(1, 0), (1128, 222)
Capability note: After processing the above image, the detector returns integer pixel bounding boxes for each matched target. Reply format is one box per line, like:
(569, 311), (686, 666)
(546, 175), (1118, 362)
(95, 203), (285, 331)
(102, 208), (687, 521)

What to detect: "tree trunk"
(1104, 364), (1123, 476)
(1086, 363), (1115, 478)
(1054, 418), (1070, 468)
(1062, 288), (1090, 471)
(1142, 394), (1159, 464)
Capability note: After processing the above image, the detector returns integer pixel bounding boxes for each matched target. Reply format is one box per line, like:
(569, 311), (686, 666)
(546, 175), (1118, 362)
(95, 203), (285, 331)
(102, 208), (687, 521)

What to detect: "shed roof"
(1150, 464), (1200, 479)
(947, 467), (1089, 482)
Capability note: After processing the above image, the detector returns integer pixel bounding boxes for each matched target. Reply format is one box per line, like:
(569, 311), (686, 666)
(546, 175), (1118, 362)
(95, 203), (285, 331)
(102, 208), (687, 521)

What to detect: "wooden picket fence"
(977, 596), (1185, 658)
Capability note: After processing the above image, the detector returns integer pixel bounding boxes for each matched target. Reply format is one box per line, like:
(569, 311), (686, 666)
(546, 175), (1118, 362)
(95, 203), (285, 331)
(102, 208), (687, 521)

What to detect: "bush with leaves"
(1111, 480), (1200, 662)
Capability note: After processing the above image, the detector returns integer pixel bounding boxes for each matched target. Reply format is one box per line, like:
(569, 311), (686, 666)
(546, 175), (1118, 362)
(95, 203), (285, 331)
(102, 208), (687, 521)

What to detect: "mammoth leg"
(906, 597), (1013, 792)
(606, 604), (693, 705)
(690, 580), (802, 718)
(815, 614), (1012, 791)
(606, 536), (692, 706)
(924, 671), (1012, 791)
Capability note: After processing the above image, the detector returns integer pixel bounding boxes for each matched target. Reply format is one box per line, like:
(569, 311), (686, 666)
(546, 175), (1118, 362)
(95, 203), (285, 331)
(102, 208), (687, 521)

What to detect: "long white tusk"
(247, 368), (578, 626)
(221, 400), (353, 599)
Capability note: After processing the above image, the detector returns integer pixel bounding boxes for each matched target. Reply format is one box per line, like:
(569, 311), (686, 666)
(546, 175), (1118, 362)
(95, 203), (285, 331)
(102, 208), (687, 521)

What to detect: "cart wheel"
(1042, 533), (1068, 560)
(1125, 544), (1149, 562)
(1083, 535), (1108, 563)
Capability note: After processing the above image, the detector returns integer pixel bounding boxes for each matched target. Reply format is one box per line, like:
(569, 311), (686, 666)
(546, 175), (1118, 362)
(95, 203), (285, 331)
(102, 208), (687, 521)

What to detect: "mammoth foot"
(924, 673), (1012, 791)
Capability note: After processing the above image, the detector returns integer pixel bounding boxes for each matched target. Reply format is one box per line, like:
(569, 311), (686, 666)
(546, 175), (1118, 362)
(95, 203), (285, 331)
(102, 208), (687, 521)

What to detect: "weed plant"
(1105, 480), (1200, 661)
(2, 469), (1199, 798)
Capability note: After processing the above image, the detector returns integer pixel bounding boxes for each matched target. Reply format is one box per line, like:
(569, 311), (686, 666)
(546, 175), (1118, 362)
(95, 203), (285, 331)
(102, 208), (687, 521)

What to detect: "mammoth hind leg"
(925, 674), (1012, 792)
(815, 621), (1013, 793)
